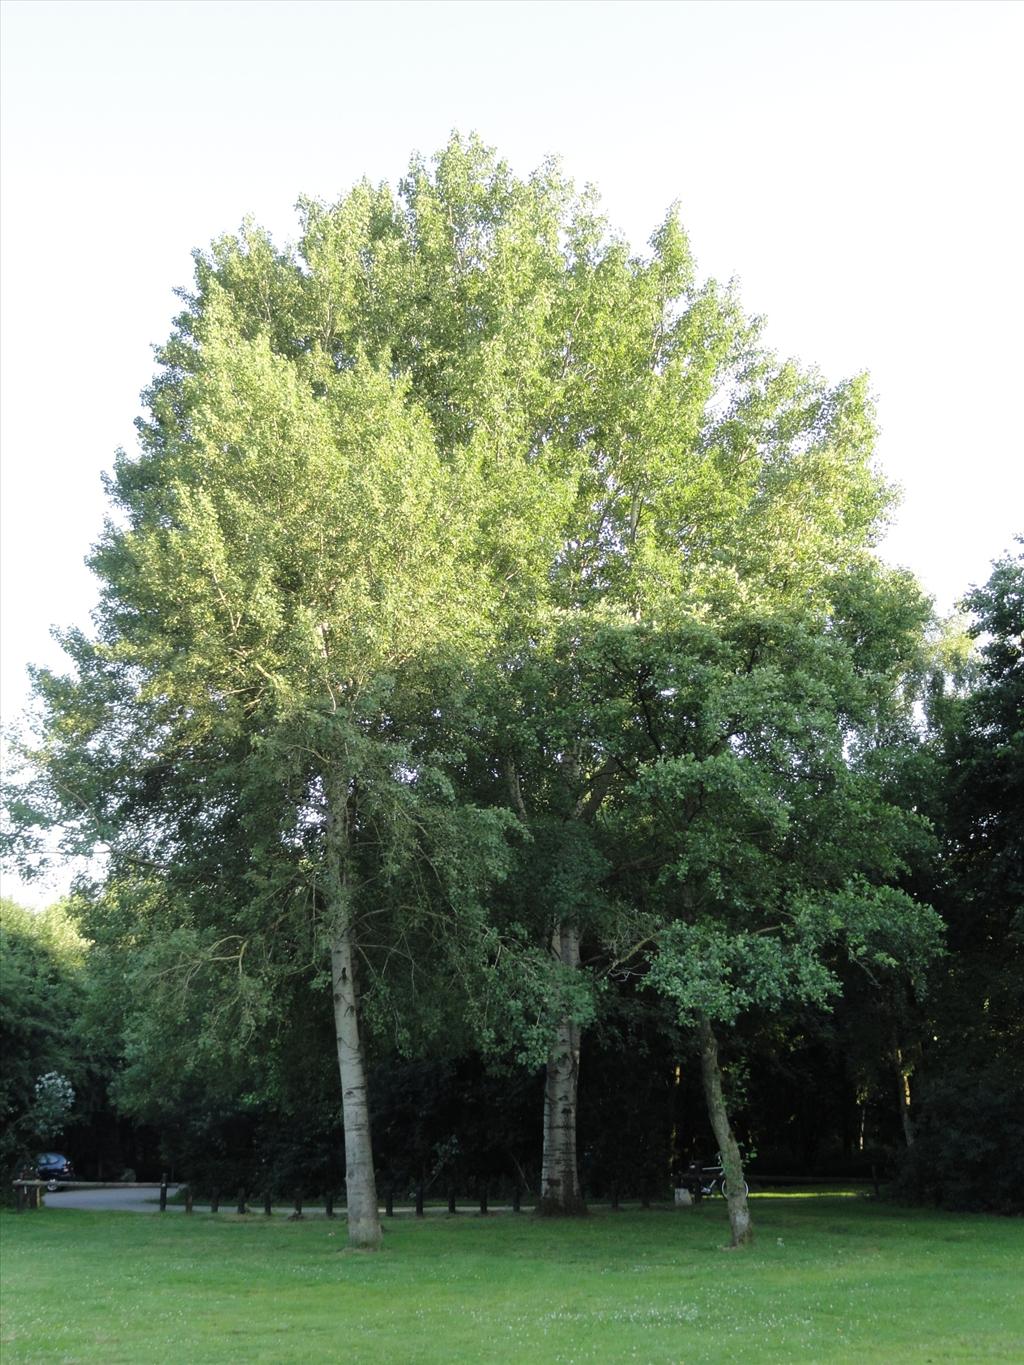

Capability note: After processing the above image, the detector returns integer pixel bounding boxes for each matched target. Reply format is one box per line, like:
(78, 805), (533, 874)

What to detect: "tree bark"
(697, 1014), (752, 1248)
(893, 1034), (915, 1148)
(539, 922), (586, 1215)
(326, 773), (382, 1251)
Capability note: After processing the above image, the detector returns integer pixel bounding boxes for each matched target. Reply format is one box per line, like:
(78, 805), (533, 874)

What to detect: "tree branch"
(504, 755), (529, 823)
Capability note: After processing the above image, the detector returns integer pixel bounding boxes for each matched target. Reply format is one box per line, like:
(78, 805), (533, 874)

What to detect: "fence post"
(415, 1181), (425, 1218)
(447, 1185), (457, 1216)
(479, 1184), (488, 1216)
(264, 1189), (273, 1217)
(325, 1191), (335, 1219)
(237, 1188), (247, 1215)
(210, 1190), (220, 1214)
(159, 1173), (168, 1212)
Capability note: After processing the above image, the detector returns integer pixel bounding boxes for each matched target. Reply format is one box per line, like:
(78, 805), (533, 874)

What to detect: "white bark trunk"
(326, 774), (381, 1251)
(330, 924), (381, 1249)
(697, 1015), (752, 1248)
(540, 923), (586, 1215)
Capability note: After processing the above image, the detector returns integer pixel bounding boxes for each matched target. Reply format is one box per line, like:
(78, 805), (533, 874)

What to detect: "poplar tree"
(7, 134), (934, 1241)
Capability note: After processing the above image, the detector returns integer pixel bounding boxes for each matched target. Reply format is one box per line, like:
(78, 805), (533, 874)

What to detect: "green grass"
(2, 1197), (1022, 1362)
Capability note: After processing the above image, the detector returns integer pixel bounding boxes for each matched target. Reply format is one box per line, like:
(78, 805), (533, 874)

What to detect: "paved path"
(43, 1184), (181, 1213)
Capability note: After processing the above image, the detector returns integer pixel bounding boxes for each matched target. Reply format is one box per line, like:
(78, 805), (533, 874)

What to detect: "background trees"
(0, 900), (85, 1176)
(898, 546), (1024, 1212)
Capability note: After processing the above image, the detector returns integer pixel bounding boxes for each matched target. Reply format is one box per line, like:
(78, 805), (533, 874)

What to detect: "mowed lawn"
(2, 1196), (1021, 1363)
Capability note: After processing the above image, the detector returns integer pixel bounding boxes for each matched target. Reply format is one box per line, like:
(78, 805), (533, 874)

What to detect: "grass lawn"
(2, 1195), (1021, 1363)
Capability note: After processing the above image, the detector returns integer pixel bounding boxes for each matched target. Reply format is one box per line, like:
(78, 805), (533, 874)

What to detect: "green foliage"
(939, 544), (1024, 937)
(1, 134), (956, 1193)
(589, 599), (942, 1035)
(898, 1054), (1024, 1214)
(898, 544), (1024, 1212)
(0, 899), (87, 1175)
(648, 921), (838, 1025)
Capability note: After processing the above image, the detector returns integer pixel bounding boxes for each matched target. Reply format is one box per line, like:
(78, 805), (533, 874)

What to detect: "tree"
(4, 133), (934, 1239)
(614, 586), (942, 1245)
(216, 137), (903, 1221)
(6, 134), (643, 1237)
(900, 544), (1024, 1212)
(0, 899), (87, 1179)
(11, 251), (525, 1245)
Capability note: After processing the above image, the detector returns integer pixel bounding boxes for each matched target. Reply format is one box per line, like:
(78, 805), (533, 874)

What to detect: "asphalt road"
(43, 1184), (181, 1213)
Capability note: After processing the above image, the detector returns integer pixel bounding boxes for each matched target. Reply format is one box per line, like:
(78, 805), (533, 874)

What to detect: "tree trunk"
(697, 1014), (752, 1248)
(326, 773), (382, 1251)
(893, 1035), (915, 1148)
(539, 922), (586, 1215)
(330, 923), (381, 1248)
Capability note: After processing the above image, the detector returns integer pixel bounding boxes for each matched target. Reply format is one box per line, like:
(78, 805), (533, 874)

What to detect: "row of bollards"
(179, 1183), (522, 1217)
(379, 1183), (522, 1217)
(13, 1175), (642, 1217)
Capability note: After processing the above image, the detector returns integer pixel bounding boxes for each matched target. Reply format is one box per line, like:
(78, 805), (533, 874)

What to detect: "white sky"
(2, 0), (1022, 905)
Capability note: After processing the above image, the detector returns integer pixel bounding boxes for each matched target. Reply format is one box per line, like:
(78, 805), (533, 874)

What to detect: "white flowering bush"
(30, 1072), (76, 1141)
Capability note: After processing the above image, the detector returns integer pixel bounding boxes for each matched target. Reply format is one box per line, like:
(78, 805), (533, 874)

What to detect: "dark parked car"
(36, 1152), (75, 1186)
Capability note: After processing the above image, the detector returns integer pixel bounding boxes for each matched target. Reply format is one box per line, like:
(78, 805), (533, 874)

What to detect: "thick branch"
(571, 756), (619, 822)
(504, 755), (529, 823)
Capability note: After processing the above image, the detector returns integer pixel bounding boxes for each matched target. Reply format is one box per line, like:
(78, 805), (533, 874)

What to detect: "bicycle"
(686, 1155), (750, 1200)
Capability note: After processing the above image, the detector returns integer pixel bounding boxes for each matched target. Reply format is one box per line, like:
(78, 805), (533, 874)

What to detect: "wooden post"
(479, 1184), (488, 1216)
(264, 1189), (273, 1217)
(447, 1185), (457, 1216)
(210, 1190), (220, 1214)
(185, 1186), (193, 1215)
(159, 1174), (168, 1212)
(415, 1181), (425, 1218)
(293, 1192), (303, 1219)
(237, 1188), (246, 1215)
(325, 1191), (335, 1219)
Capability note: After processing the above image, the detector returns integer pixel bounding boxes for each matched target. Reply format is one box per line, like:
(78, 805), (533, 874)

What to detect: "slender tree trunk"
(539, 922), (586, 1215)
(697, 1014), (752, 1248)
(330, 924), (381, 1248)
(893, 1034), (915, 1148)
(326, 773), (382, 1251)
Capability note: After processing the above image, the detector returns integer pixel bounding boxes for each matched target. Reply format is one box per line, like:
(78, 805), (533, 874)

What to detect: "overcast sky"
(2, 0), (1022, 904)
